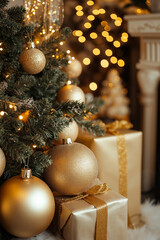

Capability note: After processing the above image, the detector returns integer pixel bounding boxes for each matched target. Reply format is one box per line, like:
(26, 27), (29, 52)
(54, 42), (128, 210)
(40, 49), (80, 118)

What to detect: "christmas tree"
(99, 68), (130, 120)
(0, 1), (105, 238)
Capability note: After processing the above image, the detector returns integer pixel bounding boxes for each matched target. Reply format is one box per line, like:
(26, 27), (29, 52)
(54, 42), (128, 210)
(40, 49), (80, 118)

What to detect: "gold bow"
(54, 183), (111, 240)
(54, 183), (110, 203)
(106, 120), (133, 135)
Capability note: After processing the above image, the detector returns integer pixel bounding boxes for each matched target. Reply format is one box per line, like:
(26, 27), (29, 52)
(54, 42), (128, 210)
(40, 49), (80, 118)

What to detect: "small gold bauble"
(0, 169), (55, 238)
(55, 120), (79, 144)
(0, 148), (6, 177)
(19, 47), (46, 74)
(57, 84), (85, 103)
(44, 141), (98, 195)
(65, 59), (82, 79)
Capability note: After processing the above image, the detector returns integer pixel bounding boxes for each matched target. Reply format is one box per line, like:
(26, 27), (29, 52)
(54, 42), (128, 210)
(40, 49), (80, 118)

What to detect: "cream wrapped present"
(52, 184), (128, 240)
(77, 121), (142, 226)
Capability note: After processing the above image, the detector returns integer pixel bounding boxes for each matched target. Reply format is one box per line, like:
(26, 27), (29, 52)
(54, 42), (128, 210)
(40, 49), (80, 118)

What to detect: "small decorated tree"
(99, 68), (130, 120)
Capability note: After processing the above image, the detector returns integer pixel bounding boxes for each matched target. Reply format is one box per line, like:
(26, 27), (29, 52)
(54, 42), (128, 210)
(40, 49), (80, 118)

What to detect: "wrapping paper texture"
(77, 130), (142, 220)
(56, 190), (127, 240)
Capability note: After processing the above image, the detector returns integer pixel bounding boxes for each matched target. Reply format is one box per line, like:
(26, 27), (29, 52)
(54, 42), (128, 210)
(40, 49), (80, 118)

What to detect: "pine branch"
(7, 6), (26, 23)
(0, 0), (9, 8)
(76, 119), (105, 136)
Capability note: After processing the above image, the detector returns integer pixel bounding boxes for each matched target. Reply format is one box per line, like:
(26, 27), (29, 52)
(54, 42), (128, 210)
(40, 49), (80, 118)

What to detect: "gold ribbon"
(54, 183), (110, 240)
(106, 120), (134, 228)
(106, 120), (133, 135)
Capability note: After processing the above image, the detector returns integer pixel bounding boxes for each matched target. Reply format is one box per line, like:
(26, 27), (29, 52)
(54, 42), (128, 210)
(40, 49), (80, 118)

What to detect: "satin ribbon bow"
(54, 183), (111, 240)
(106, 120), (133, 135)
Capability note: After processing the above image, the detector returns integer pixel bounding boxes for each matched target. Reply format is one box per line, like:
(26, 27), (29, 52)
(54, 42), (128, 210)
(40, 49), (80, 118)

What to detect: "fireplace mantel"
(125, 13), (160, 191)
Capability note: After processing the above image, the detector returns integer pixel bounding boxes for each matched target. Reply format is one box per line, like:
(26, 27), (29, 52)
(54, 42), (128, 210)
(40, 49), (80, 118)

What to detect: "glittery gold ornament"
(0, 148), (6, 177)
(19, 42), (46, 75)
(55, 120), (79, 144)
(0, 168), (55, 238)
(44, 139), (98, 195)
(65, 58), (82, 79)
(57, 84), (85, 103)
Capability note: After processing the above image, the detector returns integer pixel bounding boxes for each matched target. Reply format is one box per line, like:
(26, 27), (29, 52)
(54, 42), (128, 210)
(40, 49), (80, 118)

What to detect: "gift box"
(77, 123), (142, 225)
(53, 187), (128, 240)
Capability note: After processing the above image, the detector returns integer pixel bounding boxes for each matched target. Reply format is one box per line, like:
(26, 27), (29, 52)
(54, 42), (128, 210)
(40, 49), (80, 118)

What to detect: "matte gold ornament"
(55, 120), (79, 144)
(65, 58), (82, 79)
(19, 42), (46, 75)
(44, 139), (98, 195)
(0, 148), (6, 177)
(0, 168), (55, 238)
(57, 84), (85, 103)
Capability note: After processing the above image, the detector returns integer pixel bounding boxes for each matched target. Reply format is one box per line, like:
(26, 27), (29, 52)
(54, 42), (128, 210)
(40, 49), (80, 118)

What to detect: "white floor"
(13, 201), (160, 240)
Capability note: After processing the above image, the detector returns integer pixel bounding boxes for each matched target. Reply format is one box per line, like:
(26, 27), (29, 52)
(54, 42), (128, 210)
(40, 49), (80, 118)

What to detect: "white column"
(137, 68), (160, 191)
(125, 13), (160, 192)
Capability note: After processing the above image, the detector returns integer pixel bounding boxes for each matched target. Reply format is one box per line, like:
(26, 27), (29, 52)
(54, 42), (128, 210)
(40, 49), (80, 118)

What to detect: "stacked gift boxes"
(48, 123), (142, 239)
(77, 126), (142, 226)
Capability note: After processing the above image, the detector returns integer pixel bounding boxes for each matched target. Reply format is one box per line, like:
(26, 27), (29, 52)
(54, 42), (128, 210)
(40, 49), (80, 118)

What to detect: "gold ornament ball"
(0, 169), (55, 238)
(57, 84), (85, 103)
(19, 48), (46, 74)
(65, 59), (82, 79)
(56, 120), (79, 144)
(44, 142), (98, 195)
(0, 148), (6, 177)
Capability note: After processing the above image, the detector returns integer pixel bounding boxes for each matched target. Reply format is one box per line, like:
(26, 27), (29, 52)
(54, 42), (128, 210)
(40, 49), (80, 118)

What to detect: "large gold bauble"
(19, 48), (46, 74)
(44, 141), (98, 195)
(0, 148), (6, 177)
(57, 84), (85, 103)
(0, 169), (55, 238)
(55, 120), (79, 144)
(65, 59), (82, 79)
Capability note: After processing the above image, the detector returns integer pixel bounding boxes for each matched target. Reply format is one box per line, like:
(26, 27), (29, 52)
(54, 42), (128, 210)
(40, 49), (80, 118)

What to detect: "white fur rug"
(13, 201), (160, 240)
(128, 201), (160, 240)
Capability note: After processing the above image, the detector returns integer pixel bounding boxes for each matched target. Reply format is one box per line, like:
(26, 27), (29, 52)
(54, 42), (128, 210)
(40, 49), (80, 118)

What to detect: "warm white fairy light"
(83, 58), (91, 65)
(87, 15), (95, 21)
(89, 82), (98, 91)
(92, 9), (99, 15)
(110, 13), (117, 20)
(74, 30), (83, 37)
(99, 9), (106, 14)
(106, 36), (113, 42)
(113, 41), (121, 48)
(78, 36), (86, 43)
(93, 48), (100, 55)
(73, 1), (127, 70)
(67, 80), (72, 85)
(18, 115), (23, 120)
(118, 59), (125, 67)
(87, 1), (94, 6)
(75, 5), (83, 11)
(102, 31), (109, 37)
(0, 111), (5, 116)
(90, 32), (98, 39)
(110, 56), (117, 64)
(105, 49), (113, 56)
(101, 59), (109, 68)
(9, 104), (13, 109)
(32, 145), (37, 149)
(84, 22), (92, 29)
(60, 41), (64, 45)
(76, 11), (84, 16)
